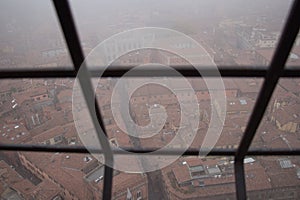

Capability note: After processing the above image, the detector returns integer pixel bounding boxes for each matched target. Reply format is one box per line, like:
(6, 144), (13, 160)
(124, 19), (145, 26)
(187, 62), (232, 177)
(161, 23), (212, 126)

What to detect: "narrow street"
(118, 81), (168, 200)
(147, 170), (169, 200)
(0, 151), (41, 185)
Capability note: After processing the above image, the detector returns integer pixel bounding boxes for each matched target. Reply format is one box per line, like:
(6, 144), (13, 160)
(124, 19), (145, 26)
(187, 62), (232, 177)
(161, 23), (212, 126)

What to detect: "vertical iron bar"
(234, 0), (300, 199)
(234, 160), (246, 200)
(52, 1), (114, 199)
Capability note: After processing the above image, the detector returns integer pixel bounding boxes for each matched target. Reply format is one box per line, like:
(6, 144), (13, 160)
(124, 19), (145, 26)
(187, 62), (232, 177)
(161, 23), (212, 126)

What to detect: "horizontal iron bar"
(0, 144), (300, 156)
(0, 66), (300, 78)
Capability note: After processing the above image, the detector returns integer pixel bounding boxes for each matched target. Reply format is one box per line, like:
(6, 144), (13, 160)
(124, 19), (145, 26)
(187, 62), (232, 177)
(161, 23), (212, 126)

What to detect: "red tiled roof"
(172, 165), (190, 184)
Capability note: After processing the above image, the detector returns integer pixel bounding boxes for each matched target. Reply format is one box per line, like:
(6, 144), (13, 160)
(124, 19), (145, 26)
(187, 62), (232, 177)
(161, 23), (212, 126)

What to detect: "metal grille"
(0, 0), (300, 199)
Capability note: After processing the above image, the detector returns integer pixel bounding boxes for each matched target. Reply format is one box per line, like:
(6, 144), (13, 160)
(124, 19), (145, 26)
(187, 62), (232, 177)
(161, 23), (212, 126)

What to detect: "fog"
(0, 0), (294, 67)
(0, 0), (292, 35)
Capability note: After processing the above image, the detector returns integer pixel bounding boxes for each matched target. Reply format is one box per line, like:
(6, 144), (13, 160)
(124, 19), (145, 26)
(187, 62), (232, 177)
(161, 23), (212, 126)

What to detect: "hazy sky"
(0, 0), (293, 56)
(0, 0), (292, 28)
